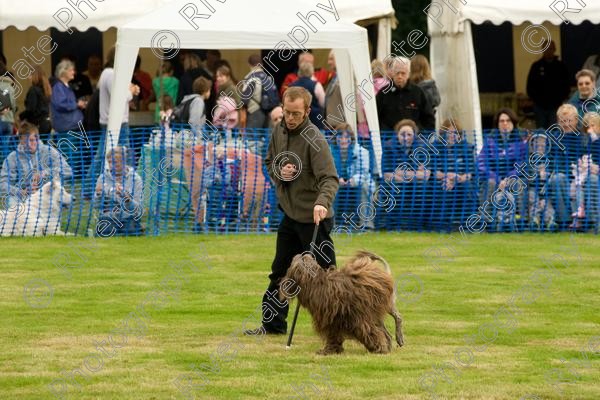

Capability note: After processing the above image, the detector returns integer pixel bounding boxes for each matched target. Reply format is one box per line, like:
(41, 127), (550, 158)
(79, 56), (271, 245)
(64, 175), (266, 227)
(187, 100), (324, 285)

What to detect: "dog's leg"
(317, 332), (344, 355)
(358, 324), (391, 354)
(390, 306), (405, 347)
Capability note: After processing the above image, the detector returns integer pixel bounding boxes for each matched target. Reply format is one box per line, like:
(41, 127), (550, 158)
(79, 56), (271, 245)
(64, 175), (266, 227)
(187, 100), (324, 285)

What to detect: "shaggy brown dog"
(280, 250), (404, 355)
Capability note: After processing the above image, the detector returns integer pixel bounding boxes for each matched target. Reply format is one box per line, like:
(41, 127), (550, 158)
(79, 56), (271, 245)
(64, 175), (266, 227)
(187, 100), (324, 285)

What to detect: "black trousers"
(261, 214), (336, 333)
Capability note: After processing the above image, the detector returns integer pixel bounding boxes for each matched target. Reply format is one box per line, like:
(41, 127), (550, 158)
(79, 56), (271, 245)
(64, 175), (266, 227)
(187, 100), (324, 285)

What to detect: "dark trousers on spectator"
(534, 105), (557, 130)
(261, 215), (336, 333)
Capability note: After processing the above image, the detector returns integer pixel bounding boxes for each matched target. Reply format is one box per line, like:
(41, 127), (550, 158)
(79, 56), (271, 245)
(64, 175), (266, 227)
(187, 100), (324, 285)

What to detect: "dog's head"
(42, 180), (74, 208)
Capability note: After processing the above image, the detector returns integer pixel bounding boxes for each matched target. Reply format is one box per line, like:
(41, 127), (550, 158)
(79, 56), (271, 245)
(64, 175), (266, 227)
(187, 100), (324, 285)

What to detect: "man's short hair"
(556, 103), (578, 118)
(298, 62), (314, 78)
(282, 87), (312, 110)
(394, 119), (418, 133)
(192, 77), (211, 95)
(576, 69), (597, 82)
(298, 52), (314, 66)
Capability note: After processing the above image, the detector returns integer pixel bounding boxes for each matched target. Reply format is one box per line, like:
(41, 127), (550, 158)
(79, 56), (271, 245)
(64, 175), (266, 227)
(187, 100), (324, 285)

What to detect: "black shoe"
(243, 326), (285, 335)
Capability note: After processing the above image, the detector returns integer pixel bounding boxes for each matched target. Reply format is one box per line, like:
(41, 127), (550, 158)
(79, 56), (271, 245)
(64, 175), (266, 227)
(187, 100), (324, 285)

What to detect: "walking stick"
(286, 223), (320, 349)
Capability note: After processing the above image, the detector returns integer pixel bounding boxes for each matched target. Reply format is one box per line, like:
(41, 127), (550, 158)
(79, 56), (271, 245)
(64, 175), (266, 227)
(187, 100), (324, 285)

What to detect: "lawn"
(1, 232), (599, 399)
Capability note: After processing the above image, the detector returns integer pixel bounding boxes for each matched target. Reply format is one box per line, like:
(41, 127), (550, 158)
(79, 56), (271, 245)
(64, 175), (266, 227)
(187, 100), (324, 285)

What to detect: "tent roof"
(462, 0), (600, 25)
(0, 0), (394, 31)
(119, 0), (368, 49)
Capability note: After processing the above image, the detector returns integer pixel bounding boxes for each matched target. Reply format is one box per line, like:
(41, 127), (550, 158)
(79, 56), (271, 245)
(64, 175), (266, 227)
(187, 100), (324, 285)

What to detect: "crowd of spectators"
(1, 45), (600, 234)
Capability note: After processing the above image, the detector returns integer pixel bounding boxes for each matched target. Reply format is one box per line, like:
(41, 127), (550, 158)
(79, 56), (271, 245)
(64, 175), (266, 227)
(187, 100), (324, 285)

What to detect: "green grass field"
(2, 232), (599, 399)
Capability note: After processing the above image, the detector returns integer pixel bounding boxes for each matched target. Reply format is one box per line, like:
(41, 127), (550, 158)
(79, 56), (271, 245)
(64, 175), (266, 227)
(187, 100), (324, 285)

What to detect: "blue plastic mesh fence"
(0, 126), (598, 237)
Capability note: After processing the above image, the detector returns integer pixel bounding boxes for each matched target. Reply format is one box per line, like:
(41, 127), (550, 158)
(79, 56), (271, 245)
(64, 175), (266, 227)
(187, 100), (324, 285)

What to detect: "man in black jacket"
(526, 40), (571, 129)
(245, 86), (339, 335)
(376, 56), (435, 141)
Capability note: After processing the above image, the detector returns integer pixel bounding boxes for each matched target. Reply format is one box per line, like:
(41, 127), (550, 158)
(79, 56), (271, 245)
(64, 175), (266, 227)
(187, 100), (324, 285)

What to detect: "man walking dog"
(245, 86), (339, 335)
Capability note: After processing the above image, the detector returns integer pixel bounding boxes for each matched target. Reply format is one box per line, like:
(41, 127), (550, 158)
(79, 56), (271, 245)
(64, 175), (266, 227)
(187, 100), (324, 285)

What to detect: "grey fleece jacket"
(265, 116), (339, 223)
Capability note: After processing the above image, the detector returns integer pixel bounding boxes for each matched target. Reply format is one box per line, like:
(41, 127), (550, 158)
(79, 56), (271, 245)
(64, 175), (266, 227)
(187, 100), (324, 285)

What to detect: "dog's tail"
(354, 250), (392, 275)
(355, 250), (405, 347)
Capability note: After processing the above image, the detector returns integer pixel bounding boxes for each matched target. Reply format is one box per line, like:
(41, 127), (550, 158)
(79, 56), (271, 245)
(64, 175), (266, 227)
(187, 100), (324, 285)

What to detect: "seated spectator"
(0, 122), (72, 208)
(568, 69), (600, 119)
(410, 55), (441, 114)
(582, 54), (600, 88)
(546, 104), (587, 230)
(269, 106), (283, 129)
(477, 108), (527, 227)
(429, 119), (476, 231)
(522, 133), (555, 231)
(380, 119), (431, 231)
(329, 123), (371, 229)
(376, 57), (435, 141)
(289, 62), (325, 129)
(94, 146), (143, 236)
(568, 111), (600, 230)
(24, 66), (52, 142)
(153, 61), (180, 123)
(280, 51), (331, 97)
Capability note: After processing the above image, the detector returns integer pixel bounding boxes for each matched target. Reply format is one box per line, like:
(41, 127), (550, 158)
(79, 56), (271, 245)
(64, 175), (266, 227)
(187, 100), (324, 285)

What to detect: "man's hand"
(313, 205), (327, 225)
(339, 177), (347, 186)
(280, 163), (298, 181)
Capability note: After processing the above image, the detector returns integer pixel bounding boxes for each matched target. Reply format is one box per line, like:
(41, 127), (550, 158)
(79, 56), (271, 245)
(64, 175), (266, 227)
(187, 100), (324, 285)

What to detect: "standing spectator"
(546, 104), (586, 230)
(180, 76), (212, 133)
(83, 54), (103, 89)
(280, 51), (331, 97)
(58, 55), (93, 100)
(178, 52), (212, 103)
(0, 122), (72, 208)
(205, 50), (221, 78)
(86, 47), (139, 197)
(330, 123), (371, 229)
(0, 61), (17, 136)
(380, 119), (431, 231)
(410, 55), (441, 114)
(429, 119), (476, 230)
(50, 60), (85, 136)
(152, 61), (179, 123)
(94, 146), (144, 236)
(241, 54), (279, 130)
(159, 95), (174, 135)
(476, 108), (527, 227)
(526, 40), (571, 129)
(289, 62), (325, 129)
(132, 55), (153, 111)
(568, 69), (600, 119)
(324, 51), (345, 127)
(376, 57), (435, 141)
(215, 65), (242, 130)
(24, 66), (52, 142)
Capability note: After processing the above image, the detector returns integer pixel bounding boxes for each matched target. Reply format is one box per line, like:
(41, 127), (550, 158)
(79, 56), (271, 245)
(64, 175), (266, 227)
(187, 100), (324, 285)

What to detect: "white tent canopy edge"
(429, 0), (600, 151)
(107, 0), (382, 172)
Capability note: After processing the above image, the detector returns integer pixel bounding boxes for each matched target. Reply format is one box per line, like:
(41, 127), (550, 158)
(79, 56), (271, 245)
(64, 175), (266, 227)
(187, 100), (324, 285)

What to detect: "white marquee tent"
(0, 0), (394, 60)
(429, 0), (600, 149)
(106, 0), (385, 171)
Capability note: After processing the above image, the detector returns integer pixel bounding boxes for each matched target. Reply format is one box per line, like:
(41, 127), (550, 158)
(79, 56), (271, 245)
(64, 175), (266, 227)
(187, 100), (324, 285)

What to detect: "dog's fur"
(0, 180), (73, 237)
(281, 250), (404, 355)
